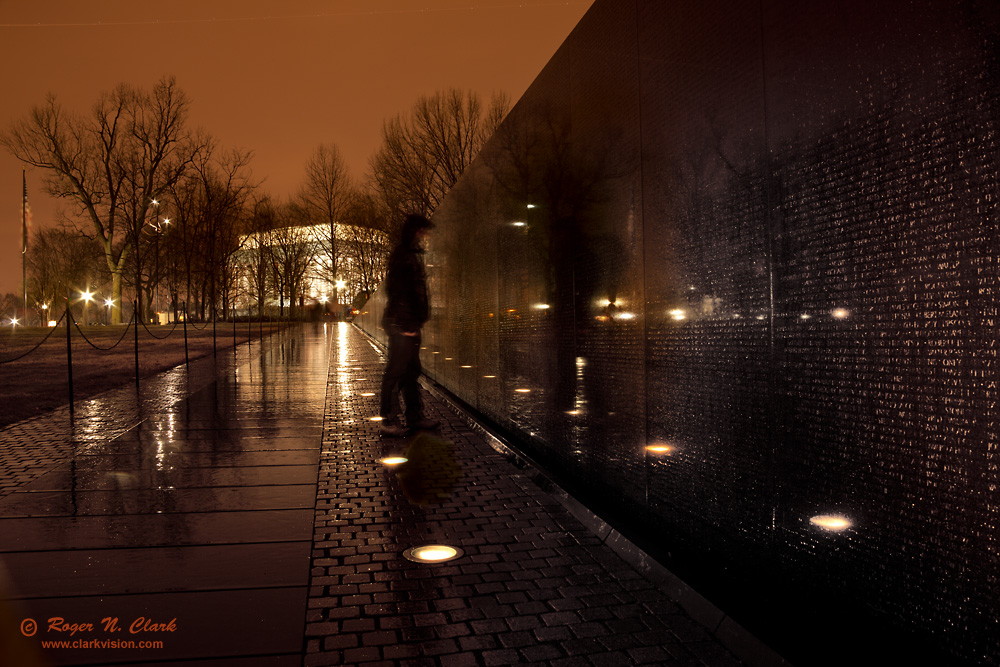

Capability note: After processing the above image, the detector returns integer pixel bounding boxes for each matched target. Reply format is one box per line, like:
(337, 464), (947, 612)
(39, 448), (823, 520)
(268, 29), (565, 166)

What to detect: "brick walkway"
(0, 322), (757, 666)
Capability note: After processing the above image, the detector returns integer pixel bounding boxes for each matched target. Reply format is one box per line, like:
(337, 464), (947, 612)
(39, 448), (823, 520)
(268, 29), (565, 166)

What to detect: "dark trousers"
(380, 331), (423, 423)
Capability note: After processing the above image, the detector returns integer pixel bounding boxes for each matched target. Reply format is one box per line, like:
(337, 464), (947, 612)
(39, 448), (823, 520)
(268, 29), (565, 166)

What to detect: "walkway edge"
(353, 324), (791, 667)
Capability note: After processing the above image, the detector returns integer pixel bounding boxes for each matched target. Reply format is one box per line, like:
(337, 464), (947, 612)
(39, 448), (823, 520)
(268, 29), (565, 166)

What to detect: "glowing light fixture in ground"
(403, 545), (463, 563)
(669, 309), (686, 321)
(512, 221), (527, 227)
(483, 375), (496, 379)
(646, 444), (674, 454)
(616, 312), (636, 320)
(360, 392), (375, 397)
(369, 416), (384, 422)
(380, 457), (408, 466)
(515, 388), (531, 393)
(533, 304), (550, 310)
(832, 308), (849, 319)
(461, 365), (472, 369)
(565, 410), (582, 416)
(810, 514), (852, 531)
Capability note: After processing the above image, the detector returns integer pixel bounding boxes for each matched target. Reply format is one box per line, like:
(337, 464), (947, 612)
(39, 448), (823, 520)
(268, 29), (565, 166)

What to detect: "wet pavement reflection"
(1, 322), (749, 666)
(0, 324), (332, 666)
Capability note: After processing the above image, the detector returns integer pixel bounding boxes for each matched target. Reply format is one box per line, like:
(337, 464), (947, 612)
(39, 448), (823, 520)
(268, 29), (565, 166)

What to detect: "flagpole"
(22, 167), (27, 325)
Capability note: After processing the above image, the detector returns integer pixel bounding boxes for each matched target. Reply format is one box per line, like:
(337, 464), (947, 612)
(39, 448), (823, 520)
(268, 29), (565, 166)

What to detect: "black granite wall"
(357, 1), (1000, 663)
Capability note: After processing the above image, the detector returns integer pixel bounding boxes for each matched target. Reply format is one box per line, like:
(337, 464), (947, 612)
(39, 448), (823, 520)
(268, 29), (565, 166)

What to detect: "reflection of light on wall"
(810, 514), (852, 531)
(380, 457), (407, 466)
(669, 309), (686, 321)
(832, 308), (850, 319)
(403, 545), (463, 563)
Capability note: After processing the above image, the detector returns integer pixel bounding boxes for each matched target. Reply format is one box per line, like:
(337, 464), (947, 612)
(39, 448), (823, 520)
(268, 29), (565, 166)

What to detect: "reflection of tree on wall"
(485, 100), (627, 426)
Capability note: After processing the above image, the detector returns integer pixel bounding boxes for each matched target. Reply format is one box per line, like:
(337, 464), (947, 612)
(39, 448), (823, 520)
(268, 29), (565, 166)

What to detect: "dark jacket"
(381, 239), (429, 333)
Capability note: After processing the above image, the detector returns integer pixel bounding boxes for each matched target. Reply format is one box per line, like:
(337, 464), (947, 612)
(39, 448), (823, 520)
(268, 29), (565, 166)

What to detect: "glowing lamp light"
(800, 313), (811, 320)
(48, 320), (58, 327)
(461, 365), (472, 369)
(335, 280), (346, 289)
(533, 304), (550, 310)
(81, 290), (94, 302)
(616, 312), (636, 320)
(9, 317), (19, 327)
(483, 375), (496, 379)
(369, 416), (384, 422)
(380, 457), (408, 466)
(104, 298), (114, 308)
(832, 308), (850, 319)
(360, 392), (375, 397)
(403, 545), (463, 563)
(512, 221), (527, 227)
(810, 514), (852, 531)
(526, 204), (536, 209)
(646, 444), (674, 454)
(515, 388), (531, 393)
(669, 309), (686, 321)
(565, 409), (582, 416)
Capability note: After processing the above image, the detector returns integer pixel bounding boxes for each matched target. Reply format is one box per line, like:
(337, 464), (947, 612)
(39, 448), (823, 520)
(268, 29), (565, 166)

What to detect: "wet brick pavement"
(0, 322), (758, 666)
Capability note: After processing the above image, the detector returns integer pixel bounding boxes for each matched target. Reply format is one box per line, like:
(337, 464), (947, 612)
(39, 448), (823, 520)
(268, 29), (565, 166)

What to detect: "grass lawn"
(0, 320), (287, 429)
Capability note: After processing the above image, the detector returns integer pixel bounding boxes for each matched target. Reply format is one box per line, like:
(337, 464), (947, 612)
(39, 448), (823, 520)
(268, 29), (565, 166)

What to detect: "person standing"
(379, 214), (439, 436)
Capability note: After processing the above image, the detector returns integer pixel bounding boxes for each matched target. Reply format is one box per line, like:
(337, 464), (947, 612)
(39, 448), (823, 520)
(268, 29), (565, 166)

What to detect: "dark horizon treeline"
(0, 77), (508, 325)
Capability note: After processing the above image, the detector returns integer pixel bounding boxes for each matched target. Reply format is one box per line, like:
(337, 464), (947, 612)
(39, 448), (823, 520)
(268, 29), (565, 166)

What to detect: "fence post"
(65, 297), (74, 415)
(133, 299), (139, 388)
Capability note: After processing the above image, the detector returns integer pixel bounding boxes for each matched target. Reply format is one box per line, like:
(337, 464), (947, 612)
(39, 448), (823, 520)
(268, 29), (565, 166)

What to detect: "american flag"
(22, 169), (32, 253)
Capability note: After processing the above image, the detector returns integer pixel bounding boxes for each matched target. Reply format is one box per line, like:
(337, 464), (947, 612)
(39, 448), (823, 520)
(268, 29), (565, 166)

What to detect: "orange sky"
(0, 0), (592, 297)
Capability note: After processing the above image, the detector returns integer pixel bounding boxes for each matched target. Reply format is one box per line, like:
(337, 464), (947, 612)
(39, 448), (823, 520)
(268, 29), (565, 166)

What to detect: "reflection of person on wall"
(379, 214), (439, 436)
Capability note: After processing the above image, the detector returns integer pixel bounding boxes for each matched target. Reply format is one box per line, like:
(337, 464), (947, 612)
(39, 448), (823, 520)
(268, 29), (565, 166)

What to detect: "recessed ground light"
(361, 392), (375, 397)
(370, 416), (384, 422)
(380, 457), (408, 466)
(483, 375), (496, 379)
(565, 410), (582, 415)
(403, 545), (463, 563)
(515, 388), (531, 393)
(646, 444), (674, 454)
(810, 514), (852, 531)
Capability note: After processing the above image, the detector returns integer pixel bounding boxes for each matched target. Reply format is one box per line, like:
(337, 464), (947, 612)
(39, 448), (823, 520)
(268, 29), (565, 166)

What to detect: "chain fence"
(0, 302), (294, 422)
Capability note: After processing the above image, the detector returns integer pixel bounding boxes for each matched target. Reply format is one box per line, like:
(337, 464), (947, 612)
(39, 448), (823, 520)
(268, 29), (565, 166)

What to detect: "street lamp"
(105, 298), (115, 325)
(335, 279), (346, 320)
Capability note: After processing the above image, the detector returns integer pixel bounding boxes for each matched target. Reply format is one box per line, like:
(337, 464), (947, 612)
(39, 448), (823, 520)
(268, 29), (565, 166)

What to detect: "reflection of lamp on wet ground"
(810, 514), (852, 531)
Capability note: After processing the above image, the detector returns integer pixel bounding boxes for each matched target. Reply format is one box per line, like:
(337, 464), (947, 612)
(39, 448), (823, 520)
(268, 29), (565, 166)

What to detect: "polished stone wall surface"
(356, 1), (1000, 663)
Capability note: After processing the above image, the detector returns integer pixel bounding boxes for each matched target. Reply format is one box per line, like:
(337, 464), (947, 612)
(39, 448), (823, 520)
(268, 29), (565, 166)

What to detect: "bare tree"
(299, 143), (352, 291)
(369, 88), (510, 220)
(1, 76), (208, 323)
(26, 225), (105, 323)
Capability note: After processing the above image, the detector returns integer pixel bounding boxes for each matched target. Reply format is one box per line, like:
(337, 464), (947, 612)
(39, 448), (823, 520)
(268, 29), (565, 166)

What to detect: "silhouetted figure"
(379, 214), (439, 436)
